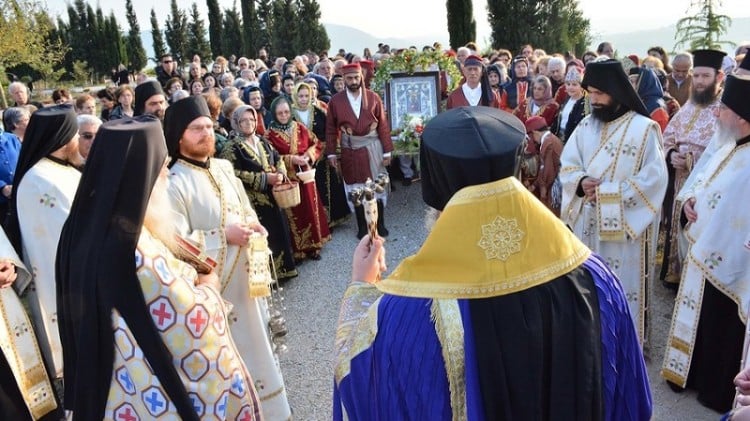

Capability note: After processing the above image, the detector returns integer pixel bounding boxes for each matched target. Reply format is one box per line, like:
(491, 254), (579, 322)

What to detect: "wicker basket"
(272, 177), (301, 209)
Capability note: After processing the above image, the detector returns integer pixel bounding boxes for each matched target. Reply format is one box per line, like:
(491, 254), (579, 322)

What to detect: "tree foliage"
(446, 0), (476, 50)
(674, 0), (734, 51)
(164, 0), (189, 65)
(222, 4), (244, 58)
(271, 0), (298, 58)
(206, 0), (223, 58)
(256, 0), (274, 52)
(487, 0), (591, 55)
(150, 8), (167, 62)
(296, 0), (329, 55)
(187, 2), (212, 61)
(125, 0), (147, 71)
(240, 0), (258, 57)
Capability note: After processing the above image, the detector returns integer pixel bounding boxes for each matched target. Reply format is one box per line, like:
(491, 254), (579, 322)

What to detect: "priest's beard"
(691, 80), (719, 106)
(181, 134), (216, 160)
(144, 177), (177, 250)
(714, 121), (742, 147)
(424, 207), (441, 232)
(590, 101), (624, 123)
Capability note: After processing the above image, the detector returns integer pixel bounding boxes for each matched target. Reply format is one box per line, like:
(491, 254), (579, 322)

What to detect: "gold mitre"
(377, 177), (591, 299)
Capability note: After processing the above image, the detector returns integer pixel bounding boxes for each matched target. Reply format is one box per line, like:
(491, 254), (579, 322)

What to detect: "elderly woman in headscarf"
(219, 105), (298, 279)
(630, 67), (669, 132)
(514, 75), (560, 127)
(291, 82), (350, 228)
(264, 96), (330, 261)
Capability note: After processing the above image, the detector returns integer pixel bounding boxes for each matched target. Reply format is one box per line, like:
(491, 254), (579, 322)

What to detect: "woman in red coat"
(265, 96), (331, 261)
(514, 75), (560, 127)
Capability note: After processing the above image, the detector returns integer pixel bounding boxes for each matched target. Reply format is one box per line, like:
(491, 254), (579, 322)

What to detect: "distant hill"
(599, 17), (750, 56)
(139, 17), (750, 68)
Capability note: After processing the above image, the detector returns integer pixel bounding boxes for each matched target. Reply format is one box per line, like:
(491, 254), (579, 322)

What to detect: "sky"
(43, 0), (749, 46)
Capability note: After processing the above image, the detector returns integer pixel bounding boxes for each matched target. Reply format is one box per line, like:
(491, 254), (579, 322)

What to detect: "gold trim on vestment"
(334, 283), (383, 384)
(431, 300), (467, 420)
(378, 178), (591, 299)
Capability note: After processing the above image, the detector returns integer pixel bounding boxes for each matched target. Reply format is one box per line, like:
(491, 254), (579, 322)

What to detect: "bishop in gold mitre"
(332, 106), (652, 420)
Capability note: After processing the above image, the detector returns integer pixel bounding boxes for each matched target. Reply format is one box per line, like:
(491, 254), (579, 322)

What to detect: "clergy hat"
(721, 74), (750, 123)
(740, 54), (750, 72)
(163, 95), (211, 163)
(134, 80), (165, 116)
(464, 55), (483, 67)
(420, 106), (525, 211)
(692, 49), (726, 70)
(342, 63), (361, 74)
(582, 59), (649, 117)
(6, 104), (79, 254)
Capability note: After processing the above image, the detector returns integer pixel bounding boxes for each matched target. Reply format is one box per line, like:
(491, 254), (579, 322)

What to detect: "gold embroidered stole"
(377, 177), (590, 299)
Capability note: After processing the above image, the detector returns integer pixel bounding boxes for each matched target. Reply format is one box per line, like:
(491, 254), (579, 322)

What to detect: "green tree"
(0, 3), (68, 99)
(125, 0), (147, 72)
(206, 0), (223, 58)
(187, 2), (212, 61)
(150, 8), (167, 62)
(674, 0), (734, 50)
(221, 4), (244, 57)
(487, 0), (590, 56)
(256, 0), (274, 52)
(297, 0), (330, 55)
(446, 0), (476, 50)
(270, 0), (298, 58)
(240, 0), (257, 57)
(164, 0), (189, 64)
(106, 12), (127, 71)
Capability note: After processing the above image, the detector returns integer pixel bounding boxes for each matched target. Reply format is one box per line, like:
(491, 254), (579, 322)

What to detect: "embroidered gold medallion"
(477, 216), (524, 261)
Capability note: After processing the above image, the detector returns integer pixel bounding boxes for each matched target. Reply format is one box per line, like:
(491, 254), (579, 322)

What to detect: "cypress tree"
(487, 0), (590, 55)
(297, 0), (330, 56)
(256, 0), (273, 53)
(187, 2), (212, 61)
(164, 0), (189, 64)
(270, 0), (297, 58)
(240, 0), (258, 57)
(125, 0), (147, 72)
(221, 5), (244, 57)
(206, 0), (223, 58)
(446, 0), (476, 50)
(150, 8), (167, 61)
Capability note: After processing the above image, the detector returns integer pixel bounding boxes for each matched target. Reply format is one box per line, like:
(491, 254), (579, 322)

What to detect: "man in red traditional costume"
(326, 62), (393, 239)
(446, 55), (502, 109)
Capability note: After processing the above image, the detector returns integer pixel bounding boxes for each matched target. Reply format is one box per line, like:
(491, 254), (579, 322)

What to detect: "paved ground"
(277, 181), (720, 420)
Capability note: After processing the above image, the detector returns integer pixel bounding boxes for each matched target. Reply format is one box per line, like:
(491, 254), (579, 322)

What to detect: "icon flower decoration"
(393, 115), (427, 155)
(477, 216), (525, 261)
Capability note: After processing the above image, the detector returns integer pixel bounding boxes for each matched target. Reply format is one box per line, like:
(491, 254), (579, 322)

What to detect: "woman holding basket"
(220, 105), (299, 279)
(265, 96), (331, 261)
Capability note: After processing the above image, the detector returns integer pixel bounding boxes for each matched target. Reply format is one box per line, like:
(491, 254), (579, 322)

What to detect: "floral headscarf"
(292, 82), (314, 112)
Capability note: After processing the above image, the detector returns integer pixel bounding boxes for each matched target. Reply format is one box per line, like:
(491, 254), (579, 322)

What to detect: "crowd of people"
(0, 37), (749, 420)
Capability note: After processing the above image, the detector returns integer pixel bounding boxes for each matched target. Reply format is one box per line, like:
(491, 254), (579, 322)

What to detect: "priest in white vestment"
(164, 96), (292, 419)
(5, 104), (82, 385)
(661, 74), (750, 413)
(560, 59), (668, 344)
(0, 227), (59, 420)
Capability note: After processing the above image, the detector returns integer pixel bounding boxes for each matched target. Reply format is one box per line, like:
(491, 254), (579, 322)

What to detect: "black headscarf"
(268, 95), (294, 131)
(420, 106), (526, 211)
(134, 80), (165, 116)
(55, 115), (199, 420)
(163, 95), (211, 167)
(582, 59), (649, 117)
(5, 104), (78, 255)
